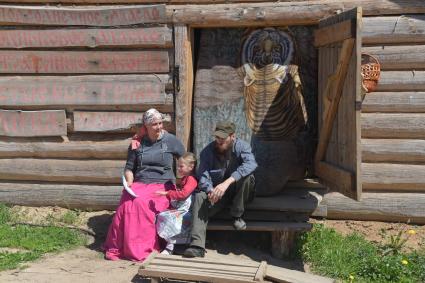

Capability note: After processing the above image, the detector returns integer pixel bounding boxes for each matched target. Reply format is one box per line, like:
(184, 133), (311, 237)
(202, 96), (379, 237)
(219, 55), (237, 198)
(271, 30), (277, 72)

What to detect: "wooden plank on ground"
(363, 45), (425, 70)
(207, 221), (312, 232)
(174, 24), (194, 150)
(0, 159), (122, 183)
(73, 111), (174, 133)
(362, 139), (425, 163)
(0, 75), (171, 108)
(0, 5), (166, 26)
(0, 26), (172, 49)
(0, 110), (66, 137)
(323, 191), (425, 224)
(314, 19), (354, 47)
(374, 71), (425, 92)
(363, 15), (425, 45)
(361, 113), (425, 138)
(363, 92), (425, 113)
(266, 265), (335, 283)
(362, 163), (425, 191)
(0, 140), (129, 159)
(0, 51), (169, 74)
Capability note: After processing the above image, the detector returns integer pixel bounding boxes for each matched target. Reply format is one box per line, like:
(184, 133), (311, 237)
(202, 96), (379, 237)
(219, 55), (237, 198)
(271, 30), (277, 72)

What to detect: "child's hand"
(155, 191), (168, 196)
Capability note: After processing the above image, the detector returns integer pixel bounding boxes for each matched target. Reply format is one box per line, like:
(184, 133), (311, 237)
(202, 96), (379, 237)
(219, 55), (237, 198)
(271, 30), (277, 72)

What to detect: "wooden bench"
(206, 180), (327, 258)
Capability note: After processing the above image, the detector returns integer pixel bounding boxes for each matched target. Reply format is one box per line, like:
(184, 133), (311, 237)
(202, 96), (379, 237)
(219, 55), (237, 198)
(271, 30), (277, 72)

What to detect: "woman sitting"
(104, 108), (185, 261)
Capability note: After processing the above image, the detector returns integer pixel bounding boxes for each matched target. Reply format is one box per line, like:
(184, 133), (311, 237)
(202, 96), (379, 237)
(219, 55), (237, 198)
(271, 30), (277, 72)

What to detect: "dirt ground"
(0, 206), (423, 283)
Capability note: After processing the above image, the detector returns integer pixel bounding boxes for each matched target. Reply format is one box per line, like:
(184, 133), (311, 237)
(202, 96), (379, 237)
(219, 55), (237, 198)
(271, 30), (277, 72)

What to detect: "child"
(155, 152), (198, 255)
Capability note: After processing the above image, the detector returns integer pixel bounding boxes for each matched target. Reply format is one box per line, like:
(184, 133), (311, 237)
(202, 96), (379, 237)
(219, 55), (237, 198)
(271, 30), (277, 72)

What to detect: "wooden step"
(207, 221), (312, 232)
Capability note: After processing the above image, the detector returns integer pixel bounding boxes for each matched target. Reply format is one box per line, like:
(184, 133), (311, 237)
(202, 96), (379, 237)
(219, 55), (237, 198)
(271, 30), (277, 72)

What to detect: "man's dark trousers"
(189, 174), (255, 249)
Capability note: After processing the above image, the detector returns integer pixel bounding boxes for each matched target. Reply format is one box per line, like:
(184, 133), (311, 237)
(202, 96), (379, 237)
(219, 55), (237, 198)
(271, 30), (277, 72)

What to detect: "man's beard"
(215, 141), (233, 154)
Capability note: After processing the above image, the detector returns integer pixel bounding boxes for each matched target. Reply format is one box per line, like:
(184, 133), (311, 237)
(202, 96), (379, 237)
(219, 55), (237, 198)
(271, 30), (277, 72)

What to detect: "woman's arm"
(124, 146), (137, 186)
(124, 169), (134, 187)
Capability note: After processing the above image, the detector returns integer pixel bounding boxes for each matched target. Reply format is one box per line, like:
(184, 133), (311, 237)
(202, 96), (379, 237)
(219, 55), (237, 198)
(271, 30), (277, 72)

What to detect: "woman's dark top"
(125, 132), (185, 184)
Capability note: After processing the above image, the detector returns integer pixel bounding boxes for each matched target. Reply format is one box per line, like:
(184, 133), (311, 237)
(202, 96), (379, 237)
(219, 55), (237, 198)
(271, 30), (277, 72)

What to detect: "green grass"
(0, 204), (87, 271)
(298, 224), (425, 283)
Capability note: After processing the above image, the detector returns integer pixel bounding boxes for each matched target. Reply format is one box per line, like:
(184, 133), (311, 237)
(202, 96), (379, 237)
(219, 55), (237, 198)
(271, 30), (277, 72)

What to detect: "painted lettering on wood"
(73, 111), (174, 133)
(0, 27), (172, 48)
(0, 75), (170, 106)
(0, 110), (66, 137)
(0, 5), (166, 26)
(0, 51), (169, 73)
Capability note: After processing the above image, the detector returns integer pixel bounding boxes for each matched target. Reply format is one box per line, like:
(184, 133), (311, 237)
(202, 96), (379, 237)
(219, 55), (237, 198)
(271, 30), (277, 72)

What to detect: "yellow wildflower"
(349, 274), (355, 280)
(401, 259), (408, 265)
(407, 229), (416, 235)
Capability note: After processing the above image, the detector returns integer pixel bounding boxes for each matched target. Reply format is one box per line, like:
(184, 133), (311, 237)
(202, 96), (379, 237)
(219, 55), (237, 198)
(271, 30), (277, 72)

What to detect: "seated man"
(183, 121), (258, 258)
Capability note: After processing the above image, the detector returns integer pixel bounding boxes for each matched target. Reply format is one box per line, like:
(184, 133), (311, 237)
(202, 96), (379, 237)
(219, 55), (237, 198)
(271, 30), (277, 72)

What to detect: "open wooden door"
(314, 7), (362, 200)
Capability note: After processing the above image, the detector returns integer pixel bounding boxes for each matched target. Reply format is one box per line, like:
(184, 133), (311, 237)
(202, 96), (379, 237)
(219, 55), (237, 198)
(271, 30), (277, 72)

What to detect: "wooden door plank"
(0, 110), (66, 137)
(314, 38), (354, 164)
(315, 161), (354, 198)
(0, 5), (166, 26)
(0, 75), (171, 107)
(174, 24), (194, 150)
(73, 111), (174, 133)
(0, 51), (169, 74)
(314, 19), (355, 47)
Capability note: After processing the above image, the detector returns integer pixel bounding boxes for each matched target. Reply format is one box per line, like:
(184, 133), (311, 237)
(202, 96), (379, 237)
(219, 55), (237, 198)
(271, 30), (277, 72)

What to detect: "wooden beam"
(0, 110), (66, 137)
(362, 113), (425, 139)
(374, 71), (425, 92)
(362, 163), (425, 191)
(363, 15), (425, 45)
(0, 140), (128, 159)
(323, 191), (425, 224)
(0, 159), (122, 183)
(362, 139), (425, 163)
(315, 38), (354, 164)
(0, 75), (171, 108)
(0, 26), (172, 49)
(363, 45), (425, 70)
(266, 265), (335, 283)
(314, 19), (354, 47)
(363, 92), (425, 113)
(168, 0), (425, 27)
(174, 25), (194, 150)
(0, 51), (169, 74)
(0, 5), (166, 26)
(207, 221), (312, 232)
(73, 111), (174, 133)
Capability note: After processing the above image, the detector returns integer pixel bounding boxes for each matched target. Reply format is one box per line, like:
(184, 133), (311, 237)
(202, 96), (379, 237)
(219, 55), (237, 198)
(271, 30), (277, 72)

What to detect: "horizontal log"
(0, 75), (172, 107)
(323, 191), (425, 224)
(363, 45), (425, 70)
(375, 71), (425, 92)
(362, 113), (425, 138)
(72, 111), (174, 133)
(0, 26), (172, 49)
(168, 1), (425, 27)
(0, 182), (121, 210)
(0, 140), (128, 159)
(0, 5), (166, 26)
(0, 110), (66, 137)
(0, 159), (122, 183)
(362, 163), (425, 191)
(362, 92), (425, 112)
(363, 15), (425, 45)
(362, 139), (425, 163)
(0, 51), (169, 74)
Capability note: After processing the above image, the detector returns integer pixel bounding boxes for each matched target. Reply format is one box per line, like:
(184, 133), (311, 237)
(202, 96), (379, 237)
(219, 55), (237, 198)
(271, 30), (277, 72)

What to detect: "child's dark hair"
(180, 152), (197, 173)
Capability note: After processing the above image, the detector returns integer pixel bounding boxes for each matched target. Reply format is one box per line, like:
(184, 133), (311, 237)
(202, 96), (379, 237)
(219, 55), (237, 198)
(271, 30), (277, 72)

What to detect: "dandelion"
(407, 229), (416, 235)
(401, 259), (408, 265)
(349, 274), (355, 281)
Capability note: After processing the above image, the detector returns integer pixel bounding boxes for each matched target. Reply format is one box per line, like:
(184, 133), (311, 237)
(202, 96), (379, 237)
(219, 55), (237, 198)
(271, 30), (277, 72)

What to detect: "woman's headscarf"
(131, 108), (164, 150)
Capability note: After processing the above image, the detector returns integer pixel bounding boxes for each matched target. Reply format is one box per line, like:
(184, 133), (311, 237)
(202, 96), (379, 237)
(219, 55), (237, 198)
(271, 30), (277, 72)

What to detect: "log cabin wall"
(0, 5), (175, 209)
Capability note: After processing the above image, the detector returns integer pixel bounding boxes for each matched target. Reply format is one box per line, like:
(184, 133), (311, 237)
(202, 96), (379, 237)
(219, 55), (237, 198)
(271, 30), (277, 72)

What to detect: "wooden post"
(174, 24), (194, 150)
(271, 231), (297, 259)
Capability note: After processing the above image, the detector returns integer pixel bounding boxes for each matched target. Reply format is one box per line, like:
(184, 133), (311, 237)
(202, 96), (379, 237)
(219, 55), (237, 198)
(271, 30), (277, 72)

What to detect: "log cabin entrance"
(191, 7), (362, 201)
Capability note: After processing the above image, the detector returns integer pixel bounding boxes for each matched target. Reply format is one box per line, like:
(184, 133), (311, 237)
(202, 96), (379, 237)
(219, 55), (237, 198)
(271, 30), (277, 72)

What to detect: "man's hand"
(208, 177), (235, 204)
